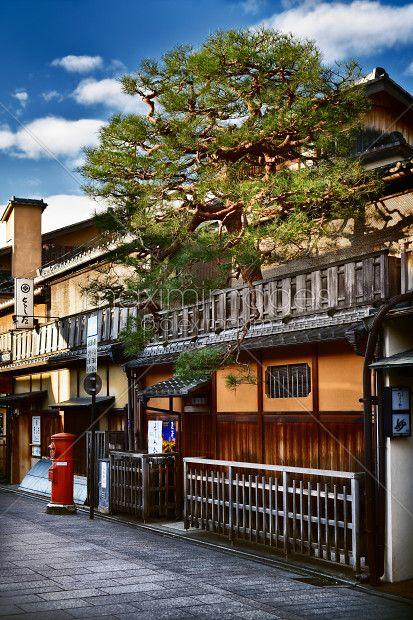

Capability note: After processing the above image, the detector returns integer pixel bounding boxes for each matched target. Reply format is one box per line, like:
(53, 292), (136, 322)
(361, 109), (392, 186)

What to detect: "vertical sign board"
(86, 313), (99, 520)
(14, 278), (34, 329)
(31, 415), (41, 457)
(86, 314), (98, 375)
(148, 420), (163, 454)
(383, 386), (411, 438)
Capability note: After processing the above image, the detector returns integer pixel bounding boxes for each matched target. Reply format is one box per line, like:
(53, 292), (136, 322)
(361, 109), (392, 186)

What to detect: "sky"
(1, 0), (413, 235)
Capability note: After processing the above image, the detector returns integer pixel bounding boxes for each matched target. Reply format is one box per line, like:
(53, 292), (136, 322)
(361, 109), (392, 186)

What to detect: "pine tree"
(82, 28), (381, 376)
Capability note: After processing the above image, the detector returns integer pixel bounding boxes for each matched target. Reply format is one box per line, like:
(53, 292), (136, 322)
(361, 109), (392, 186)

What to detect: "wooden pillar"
(211, 372), (217, 459)
(257, 352), (264, 463)
(5, 405), (12, 484)
(312, 344), (320, 468)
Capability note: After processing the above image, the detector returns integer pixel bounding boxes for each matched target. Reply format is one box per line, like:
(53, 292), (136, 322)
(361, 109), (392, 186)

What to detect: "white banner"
(148, 420), (163, 454)
(86, 314), (98, 374)
(32, 415), (41, 445)
(14, 278), (34, 329)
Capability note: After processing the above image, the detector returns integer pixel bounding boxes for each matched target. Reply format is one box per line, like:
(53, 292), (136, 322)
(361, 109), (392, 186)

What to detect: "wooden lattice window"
(265, 363), (311, 398)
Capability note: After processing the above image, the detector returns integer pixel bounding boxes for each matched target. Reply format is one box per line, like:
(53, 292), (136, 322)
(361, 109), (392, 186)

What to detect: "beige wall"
(49, 270), (98, 317)
(318, 344), (364, 412)
(77, 363), (128, 410)
(14, 369), (70, 406)
(216, 363), (258, 413)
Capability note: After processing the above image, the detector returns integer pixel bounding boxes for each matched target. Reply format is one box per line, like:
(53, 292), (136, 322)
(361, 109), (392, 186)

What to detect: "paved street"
(0, 490), (411, 620)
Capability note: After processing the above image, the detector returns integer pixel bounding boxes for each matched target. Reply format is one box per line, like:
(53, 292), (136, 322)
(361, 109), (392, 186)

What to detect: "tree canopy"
(82, 28), (381, 373)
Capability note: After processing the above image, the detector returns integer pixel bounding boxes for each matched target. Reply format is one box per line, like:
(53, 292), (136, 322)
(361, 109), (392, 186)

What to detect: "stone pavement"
(0, 490), (411, 620)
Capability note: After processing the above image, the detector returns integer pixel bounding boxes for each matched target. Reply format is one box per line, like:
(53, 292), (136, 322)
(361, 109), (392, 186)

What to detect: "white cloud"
(42, 194), (107, 232)
(406, 61), (413, 76)
(73, 78), (146, 114)
(0, 194), (107, 245)
(259, 1), (413, 61)
(51, 54), (103, 73)
(0, 116), (105, 159)
(107, 59), (127, 75)
(241, 0), (266, 15)
(0, 125), (14, 149)
(13, 90), (28, 106)
(42, 90), (63, 103)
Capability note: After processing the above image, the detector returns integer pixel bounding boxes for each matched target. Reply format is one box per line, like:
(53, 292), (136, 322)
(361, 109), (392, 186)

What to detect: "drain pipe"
(362, 290), (413, 584)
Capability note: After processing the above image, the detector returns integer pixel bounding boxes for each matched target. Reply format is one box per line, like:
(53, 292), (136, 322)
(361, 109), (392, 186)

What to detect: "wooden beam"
(312, 343), (320, 468)
(257, 352), (264, 463)
(212, 371), (217, 459)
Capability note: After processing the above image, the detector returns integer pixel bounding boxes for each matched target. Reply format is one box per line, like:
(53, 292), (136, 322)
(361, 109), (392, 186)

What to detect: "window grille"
(265, 363), (311, 398)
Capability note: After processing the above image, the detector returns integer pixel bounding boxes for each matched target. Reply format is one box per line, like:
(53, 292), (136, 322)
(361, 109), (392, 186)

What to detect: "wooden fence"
(110, 451), (177, 521)
(86, 431), (124, 506)
(184, 458), (364, 572)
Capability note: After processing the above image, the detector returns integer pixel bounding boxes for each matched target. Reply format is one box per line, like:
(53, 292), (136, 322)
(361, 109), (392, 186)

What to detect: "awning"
(138, 377), (209, 398)
(0, 390), (47, 406)
(370, 349), (413, 369)
(49, 396), (115, 409)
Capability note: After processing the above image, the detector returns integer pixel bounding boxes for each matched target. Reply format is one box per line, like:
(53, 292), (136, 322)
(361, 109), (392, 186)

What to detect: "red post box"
(46, 432), (77, 514)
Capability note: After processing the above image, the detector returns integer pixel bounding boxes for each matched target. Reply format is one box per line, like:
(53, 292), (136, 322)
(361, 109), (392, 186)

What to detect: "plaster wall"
(216, 363), (258, 413)
(383, 317), (413, 582)
(318, 343), (364, 412)
(49, 270), (97, 317)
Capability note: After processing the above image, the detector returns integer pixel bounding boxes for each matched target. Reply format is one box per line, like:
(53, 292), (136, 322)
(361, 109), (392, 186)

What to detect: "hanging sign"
(14, 278), (34, 329)
(383, 386), (411, 438)
(32, 415), (41, 444)
(31, 415), (41, 457)
(86, 314), (98, 375)
(148, 420), (163, 454)
(162, 421), (177, 453)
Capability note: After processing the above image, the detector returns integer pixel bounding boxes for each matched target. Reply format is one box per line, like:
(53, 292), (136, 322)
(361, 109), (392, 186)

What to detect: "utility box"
(98, 458), (110, 514)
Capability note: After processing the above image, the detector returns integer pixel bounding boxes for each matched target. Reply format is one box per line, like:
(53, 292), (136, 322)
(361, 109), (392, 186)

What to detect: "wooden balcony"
(144, 250), (400, 343)
(0, 249), (401, 368)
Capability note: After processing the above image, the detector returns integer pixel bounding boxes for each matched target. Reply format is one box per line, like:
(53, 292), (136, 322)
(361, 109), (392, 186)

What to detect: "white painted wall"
(383, 317), (413, 582)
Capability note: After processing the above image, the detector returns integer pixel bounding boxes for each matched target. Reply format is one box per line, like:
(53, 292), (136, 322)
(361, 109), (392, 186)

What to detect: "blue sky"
(1, 0), (413, 232)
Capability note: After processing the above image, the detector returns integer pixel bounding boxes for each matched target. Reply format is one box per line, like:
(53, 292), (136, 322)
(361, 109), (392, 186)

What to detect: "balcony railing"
(143, 250), (400, 343)
(0, 249), (400, 367)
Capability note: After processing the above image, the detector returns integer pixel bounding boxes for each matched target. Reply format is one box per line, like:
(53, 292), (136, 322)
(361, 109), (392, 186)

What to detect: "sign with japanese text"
(86, 314), (98, 375)
(383, 386), (411, 438)
(162, 420), (177, 453)
(31, 415), (41, 457)
(32, 415), (41, 444)
(14, 278), (34, 329)
(391, 412), (411, 437)
(147, 420), (177, 454)
(148, 420), (163, 454)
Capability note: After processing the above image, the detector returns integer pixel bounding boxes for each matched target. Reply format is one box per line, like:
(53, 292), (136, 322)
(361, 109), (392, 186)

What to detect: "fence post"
(183, 459), (189, 529)
(283, 471), (289, 557)
(228, 465), (233, 542)
(142, 456), (149, 522)
(351, 477), (361, 573)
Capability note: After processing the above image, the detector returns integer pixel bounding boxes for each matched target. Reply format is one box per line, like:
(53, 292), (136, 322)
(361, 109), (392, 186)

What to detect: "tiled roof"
(138, 377), (209, 398)
(126, 320), (364, 369)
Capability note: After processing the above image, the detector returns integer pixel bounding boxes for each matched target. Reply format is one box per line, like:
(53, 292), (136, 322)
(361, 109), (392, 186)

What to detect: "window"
(265, 363), (311, 398)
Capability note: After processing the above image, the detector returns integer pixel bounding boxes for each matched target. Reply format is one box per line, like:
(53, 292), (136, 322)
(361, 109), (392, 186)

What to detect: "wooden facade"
(133, 340), (364, 474)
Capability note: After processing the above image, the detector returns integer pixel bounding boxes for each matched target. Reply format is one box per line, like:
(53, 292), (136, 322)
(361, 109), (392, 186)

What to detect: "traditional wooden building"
(0, 198), (128, 483)
(0, 68), (413, 581)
